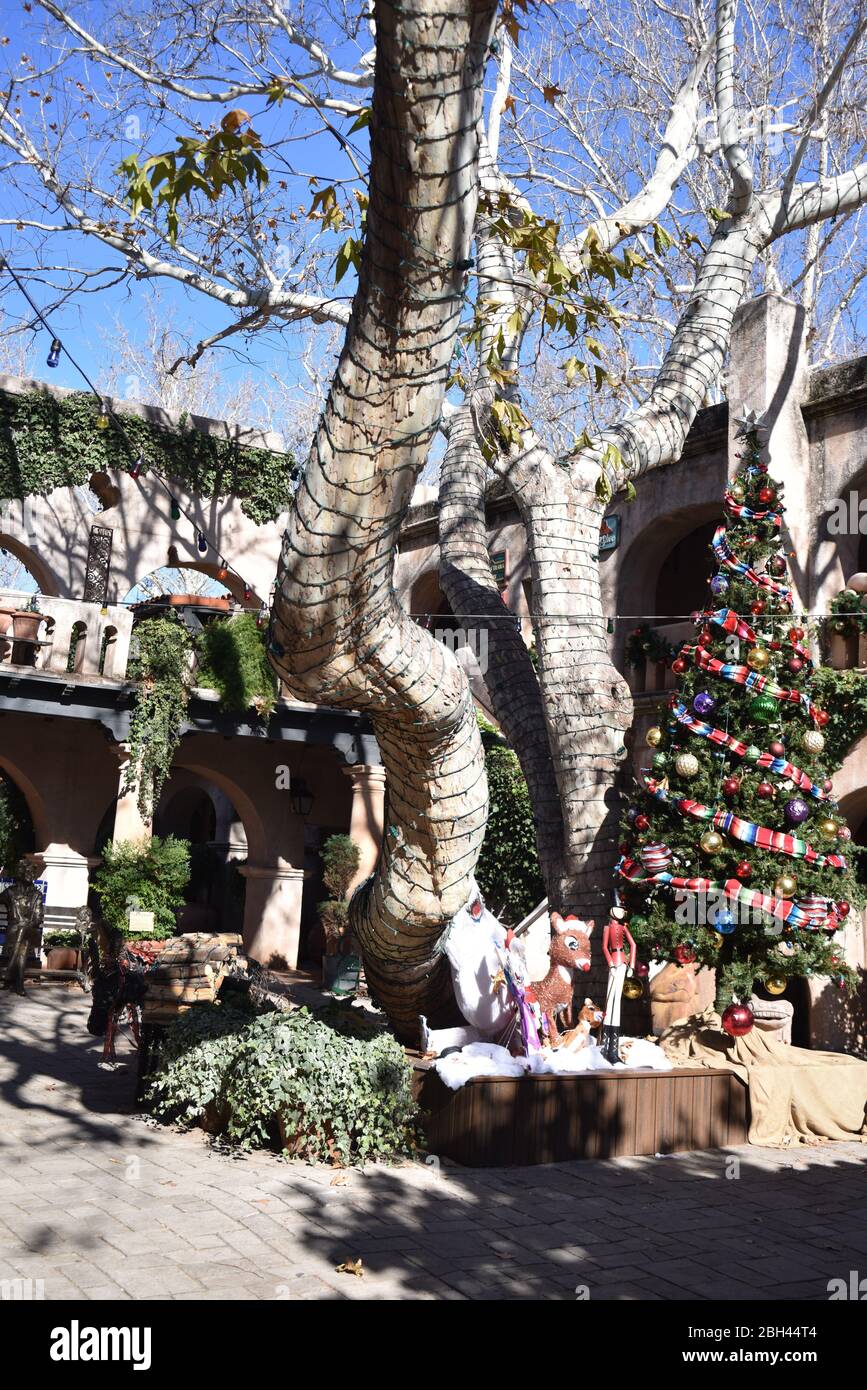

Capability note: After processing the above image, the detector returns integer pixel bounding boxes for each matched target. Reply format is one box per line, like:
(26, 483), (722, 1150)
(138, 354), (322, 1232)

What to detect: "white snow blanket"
(434, 1036), (673, 1090)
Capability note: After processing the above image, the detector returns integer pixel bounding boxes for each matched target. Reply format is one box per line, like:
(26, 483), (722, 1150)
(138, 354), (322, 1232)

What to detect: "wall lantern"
(290, 778), (314, 817)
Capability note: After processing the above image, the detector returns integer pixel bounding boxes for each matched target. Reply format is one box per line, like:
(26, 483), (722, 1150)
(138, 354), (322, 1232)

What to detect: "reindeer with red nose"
(525, 913), (593, 1048)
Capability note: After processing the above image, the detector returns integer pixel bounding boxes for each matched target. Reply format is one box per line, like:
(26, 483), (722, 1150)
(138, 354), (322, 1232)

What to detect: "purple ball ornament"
(709, 575), (729, 597)
(784, 797), (810, 826)
(692, 691), (717, 717)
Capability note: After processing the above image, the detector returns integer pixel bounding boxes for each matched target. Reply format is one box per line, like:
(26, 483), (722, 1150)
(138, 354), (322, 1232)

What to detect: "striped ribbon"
(712, 525), (793, 605)
(709, 608), (812, 667)
(723, 492), (782, 528)
(616, 856), (840, 932)
(670, 703), (828, 800)
(683, 643), (820, 721)
(643, 777), (847, 868)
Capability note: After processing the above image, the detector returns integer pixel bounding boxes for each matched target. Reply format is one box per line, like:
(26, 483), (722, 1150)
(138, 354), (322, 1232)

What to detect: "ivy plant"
(146, 1001), (420, 1164)
(194, 612), (277, 715)
(125, 614), (193, 818)
(0, 385), (296, 525)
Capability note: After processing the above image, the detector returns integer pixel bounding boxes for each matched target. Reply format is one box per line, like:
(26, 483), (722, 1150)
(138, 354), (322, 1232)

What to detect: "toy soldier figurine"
(0, 860), (43, 995)
(601, 905), (636, 1063)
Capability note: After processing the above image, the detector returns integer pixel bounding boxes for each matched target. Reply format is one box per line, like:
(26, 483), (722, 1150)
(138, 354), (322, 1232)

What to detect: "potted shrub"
(43, 928), (83, 970)
(11, 596), (44, 665)
(92, 835), (191, 940)
(317, 834), (360, 987)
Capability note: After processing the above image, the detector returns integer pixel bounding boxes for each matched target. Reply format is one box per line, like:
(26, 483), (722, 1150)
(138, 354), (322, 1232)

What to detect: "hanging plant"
(624, 623), (675, 668)
(125, 614), (193, 818)
(194, 612), (277, 715)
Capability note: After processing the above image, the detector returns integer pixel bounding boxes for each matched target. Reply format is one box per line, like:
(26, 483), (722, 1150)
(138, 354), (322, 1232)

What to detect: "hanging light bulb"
(46, 338), (62, 369)
(243, 585), (253, 603)
(170, 497), (181, 521)
(95, 408), (110, 431)
(216, 559), (229, 582)
(129, 455), (144, 480)
(197, 530), (208, 554)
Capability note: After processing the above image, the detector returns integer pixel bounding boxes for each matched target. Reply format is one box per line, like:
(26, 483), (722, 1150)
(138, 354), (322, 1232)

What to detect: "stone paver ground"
(1, 986), (866, 1301)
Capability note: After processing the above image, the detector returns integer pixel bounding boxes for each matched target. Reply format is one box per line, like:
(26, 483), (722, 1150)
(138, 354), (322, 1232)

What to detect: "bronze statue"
(0, 860), (44, 995)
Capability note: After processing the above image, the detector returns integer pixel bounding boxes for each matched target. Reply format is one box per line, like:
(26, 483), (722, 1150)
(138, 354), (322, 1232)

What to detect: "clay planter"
(46, 947), (80, 971)
(0, 607), (12, 660)
(10, 610), (42, 665)
(165, 595), (232, 612)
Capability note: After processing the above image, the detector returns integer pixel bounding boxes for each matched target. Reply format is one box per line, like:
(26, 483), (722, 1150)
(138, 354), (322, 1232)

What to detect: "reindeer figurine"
(525, 913), (593, 1047)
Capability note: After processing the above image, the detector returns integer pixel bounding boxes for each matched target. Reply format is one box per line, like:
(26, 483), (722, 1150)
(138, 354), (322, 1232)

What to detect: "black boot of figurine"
(601, 1024), (621, 1063)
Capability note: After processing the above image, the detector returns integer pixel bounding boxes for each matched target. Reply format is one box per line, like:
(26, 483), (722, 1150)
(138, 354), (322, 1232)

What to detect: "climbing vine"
(194, 612), (277, 715)
(0, 386), (296, 525)
(125, 615), (193, 818)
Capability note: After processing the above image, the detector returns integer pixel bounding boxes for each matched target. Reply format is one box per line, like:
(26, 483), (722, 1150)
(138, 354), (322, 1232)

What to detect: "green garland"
(624, 623), (675, 668)
(125, 615), (193, 818)
(0, 386), (296, 524)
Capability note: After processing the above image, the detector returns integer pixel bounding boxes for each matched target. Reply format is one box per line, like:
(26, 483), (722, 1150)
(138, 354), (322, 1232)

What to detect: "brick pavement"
(1, 986), (866, 1301)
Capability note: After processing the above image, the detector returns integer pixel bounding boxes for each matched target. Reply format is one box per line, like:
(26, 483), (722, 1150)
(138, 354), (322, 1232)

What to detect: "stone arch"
(617, 502), (723, 622)
(0, 532), (60, 596)
(166, 756), (267, 864)
(409, 566), (458, 629)
(0, 753), (49, 851)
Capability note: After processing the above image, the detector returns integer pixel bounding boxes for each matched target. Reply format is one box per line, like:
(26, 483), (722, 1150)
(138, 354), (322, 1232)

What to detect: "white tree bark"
(268, 0), (497, 1040)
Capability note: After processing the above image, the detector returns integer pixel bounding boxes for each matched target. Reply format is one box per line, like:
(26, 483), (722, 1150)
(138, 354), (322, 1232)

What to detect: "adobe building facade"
(2, 293), (867, 1049)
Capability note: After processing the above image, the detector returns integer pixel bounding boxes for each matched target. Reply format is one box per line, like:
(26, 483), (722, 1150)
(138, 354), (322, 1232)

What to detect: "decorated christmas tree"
(616, 409), (861, 1036)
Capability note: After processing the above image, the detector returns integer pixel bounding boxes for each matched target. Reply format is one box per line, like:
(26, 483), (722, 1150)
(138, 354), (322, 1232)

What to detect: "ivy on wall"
(125, 614), (193, 818)
(194, 612), (277, 715)
(0, 386), (296, 525)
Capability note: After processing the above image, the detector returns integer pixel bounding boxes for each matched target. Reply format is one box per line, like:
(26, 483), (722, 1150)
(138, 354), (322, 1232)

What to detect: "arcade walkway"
(1, 987), (865, 1301)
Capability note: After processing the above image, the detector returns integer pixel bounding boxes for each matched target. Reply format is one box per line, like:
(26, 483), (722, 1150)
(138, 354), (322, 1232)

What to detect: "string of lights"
(0, 252), (263, 610)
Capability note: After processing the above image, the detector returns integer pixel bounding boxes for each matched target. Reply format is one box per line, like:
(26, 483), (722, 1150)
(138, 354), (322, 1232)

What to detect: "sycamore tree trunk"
(269, 0), (498, 1042)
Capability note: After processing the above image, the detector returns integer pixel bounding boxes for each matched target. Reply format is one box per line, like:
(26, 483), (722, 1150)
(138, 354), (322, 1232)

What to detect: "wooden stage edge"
(413, 1062), (750, 1167)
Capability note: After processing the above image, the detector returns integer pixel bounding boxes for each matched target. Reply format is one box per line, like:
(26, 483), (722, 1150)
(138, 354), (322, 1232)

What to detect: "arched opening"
(124, 565), (234, 607)
(98, 625), (118, 677)
(67, 621), (87, 674)
(0, 534), (56, 597)
(654, 519), (719, 619)
(153, 775), (248, 935)
(0, 767), (36, 877)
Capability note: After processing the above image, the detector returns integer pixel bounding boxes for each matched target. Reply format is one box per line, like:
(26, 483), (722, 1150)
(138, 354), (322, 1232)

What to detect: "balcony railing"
(0, 590), (134, 681)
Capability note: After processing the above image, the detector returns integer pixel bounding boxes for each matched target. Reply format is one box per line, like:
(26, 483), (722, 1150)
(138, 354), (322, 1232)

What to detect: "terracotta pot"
(0, 607), (12, 661)
(11, 610), (42, 665)
(165, 595), (232, 611)
(46, 947), (79, 971)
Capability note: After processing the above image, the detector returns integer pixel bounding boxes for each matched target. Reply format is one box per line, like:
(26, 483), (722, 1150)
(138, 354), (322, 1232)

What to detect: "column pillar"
(33, 844), (100, 921)
(112, 743), (152, 844)
(341, 764), (386, 894)
(239, 860), (305, 968)
(726, 293), (812, 615)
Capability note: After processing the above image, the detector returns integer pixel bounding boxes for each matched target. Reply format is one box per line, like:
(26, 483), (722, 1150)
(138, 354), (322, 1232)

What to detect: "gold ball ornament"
(623, 976), (644, 1000)
(645, 726), (663, 748)
(675, 752), (700, 778)
(700, 830), (724, 854)
(774, 873), (798, 898)
(802, 729), (825, 755)
(730, 482), (746, 502)
(746, 647), (771, 671)
(764, 977), (788, 996)
(819, 818), (839, 839)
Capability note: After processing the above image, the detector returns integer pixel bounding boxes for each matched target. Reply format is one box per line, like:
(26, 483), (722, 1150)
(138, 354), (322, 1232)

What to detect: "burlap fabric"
(660, 1007), (867, 1146)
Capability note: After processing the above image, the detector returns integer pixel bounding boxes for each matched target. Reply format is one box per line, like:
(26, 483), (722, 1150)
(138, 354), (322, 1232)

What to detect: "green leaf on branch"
(652, 222), (673, 255)
(334, 236), (362, 284)
(347, 107), (371, 133)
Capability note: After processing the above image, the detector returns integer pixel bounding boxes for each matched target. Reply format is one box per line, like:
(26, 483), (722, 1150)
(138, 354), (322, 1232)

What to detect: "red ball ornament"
(816, 710), (829, 727)
(769, 640), (782, 651)
(837, 901), (850, 918)
(672, 658), (687, 675)
(700, 628), (712, 644)
(735, 859), (751, 879)
(722, 776), (740, 797)
(757, 486), (775, 504)
(750, 599), (766, 615)
(756, 781), (774, 798)
(634, 814), (650, 831)
(788, 657), (804, 674)
(722, 1003), (754, 1037)
(769, 740), (785, 758)
(635, 962), (649, 978)
(674, 944), (696, 965)
(837, 826), (852, 843)
(789, 627), (805, 643)
(823, 778), (833, 792)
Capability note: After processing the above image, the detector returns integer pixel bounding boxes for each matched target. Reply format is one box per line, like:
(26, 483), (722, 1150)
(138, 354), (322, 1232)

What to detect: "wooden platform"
(414, 1063), (750, 1166)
